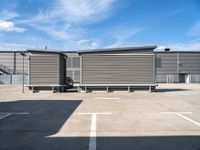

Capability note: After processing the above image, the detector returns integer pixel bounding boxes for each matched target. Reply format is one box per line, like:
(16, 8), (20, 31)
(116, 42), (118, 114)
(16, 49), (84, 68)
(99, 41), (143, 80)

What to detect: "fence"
(0, 75), (28, 84)
(190, 75), (200, 83)
(156, 75), (179, 83)
(156, 75), (200, 83)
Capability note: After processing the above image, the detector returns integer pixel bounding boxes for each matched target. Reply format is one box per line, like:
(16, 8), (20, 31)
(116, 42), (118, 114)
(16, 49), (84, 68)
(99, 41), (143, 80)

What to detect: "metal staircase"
(0, 64), (14, 75)
(0, 64), (25, 75)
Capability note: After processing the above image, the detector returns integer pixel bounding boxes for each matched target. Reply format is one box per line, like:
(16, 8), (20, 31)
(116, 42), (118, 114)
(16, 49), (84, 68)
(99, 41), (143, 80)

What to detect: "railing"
(0, 64), (14, 74)
(0, 75), (28, 84)
(156, 75), (200, 83)
(0, 64), (27, 75)
(190, 75), (200, 83)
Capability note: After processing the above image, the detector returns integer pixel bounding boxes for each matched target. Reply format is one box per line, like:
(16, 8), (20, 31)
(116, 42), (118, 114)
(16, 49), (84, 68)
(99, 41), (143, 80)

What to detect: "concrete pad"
(0, 84), (200, 149)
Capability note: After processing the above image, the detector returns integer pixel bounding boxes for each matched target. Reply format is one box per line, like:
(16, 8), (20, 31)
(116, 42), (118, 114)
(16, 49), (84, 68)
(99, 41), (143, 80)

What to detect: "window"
(74, 70), (80, 82)
(67, 70), (73, 78)
(67, 57), (72, 68)
(156, 58), (162, 68)
(72, 57), (80, 68)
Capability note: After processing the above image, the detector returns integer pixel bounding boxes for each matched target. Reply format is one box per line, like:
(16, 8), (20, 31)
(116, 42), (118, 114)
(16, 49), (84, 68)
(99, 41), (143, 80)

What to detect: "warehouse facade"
(0, 51), (28, 84)
(1, 47), (200, 87)
(156, 51), (200, 83)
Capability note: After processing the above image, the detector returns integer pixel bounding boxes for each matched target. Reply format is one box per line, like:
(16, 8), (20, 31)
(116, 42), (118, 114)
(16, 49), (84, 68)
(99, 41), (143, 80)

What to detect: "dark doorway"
(179, 74), (186, 83)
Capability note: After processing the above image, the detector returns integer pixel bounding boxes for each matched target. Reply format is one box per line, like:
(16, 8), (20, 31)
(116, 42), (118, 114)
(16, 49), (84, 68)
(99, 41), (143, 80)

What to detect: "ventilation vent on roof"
(165, 48), (170, 52)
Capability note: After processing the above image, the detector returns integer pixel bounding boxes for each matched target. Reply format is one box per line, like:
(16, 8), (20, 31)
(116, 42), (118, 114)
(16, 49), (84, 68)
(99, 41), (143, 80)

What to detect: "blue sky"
(0, 0), (200, 51)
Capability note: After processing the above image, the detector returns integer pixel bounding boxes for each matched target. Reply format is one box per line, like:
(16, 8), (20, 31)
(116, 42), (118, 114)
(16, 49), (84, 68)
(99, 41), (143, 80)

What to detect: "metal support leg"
(128, 86), (130, 92)
(107, 86), (109, 93)
(85, 86), (87, 93)
(78, 86), (80, 93)
(61, 86), (63, 92)
(149, 86), (152, 93)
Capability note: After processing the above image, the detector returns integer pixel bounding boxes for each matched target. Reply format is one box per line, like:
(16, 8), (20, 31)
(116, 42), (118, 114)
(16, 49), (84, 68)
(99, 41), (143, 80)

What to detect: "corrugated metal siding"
(82, 54), (154, 84)
(16, 53), (29, 74)
(156, 53), (178, 75)
(0, 52), (29, 75)
(156, 52), (200, 76)
(0, 52), (14, 72)
(29, 54), (60, 84)
(179, 53), (200, 74)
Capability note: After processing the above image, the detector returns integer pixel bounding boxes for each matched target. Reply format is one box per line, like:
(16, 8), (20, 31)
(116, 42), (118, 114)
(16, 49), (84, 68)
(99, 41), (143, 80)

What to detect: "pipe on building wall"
(13, 52), (16, 74)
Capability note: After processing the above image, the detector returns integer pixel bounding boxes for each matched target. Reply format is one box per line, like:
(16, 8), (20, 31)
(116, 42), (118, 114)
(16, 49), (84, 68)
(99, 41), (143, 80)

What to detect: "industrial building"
(0, 47), (200, 92)
(0, 51), (28, 84)
(156, 51), (200, 83)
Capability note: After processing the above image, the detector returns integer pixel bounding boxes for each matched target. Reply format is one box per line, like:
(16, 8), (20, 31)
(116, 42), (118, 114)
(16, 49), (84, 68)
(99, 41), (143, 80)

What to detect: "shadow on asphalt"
(156, 88), (191, 92)
(0, 100), (200, 150)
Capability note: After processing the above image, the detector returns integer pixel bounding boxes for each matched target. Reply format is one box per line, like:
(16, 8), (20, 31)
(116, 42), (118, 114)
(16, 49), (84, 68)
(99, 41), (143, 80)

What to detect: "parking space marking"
(93, 97), (120, 100)
(0, 113), (11, 120)
(160, 112), (200, 127)
(79, 112), (111, 150)
(0, 112), (29, 120)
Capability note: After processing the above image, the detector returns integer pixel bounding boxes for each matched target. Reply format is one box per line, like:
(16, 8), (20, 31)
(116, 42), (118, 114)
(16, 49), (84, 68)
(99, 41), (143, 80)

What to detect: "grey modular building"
(156, 51), (200, 83)
(27, 49), (67, 92)
(78, 46), (157, 92)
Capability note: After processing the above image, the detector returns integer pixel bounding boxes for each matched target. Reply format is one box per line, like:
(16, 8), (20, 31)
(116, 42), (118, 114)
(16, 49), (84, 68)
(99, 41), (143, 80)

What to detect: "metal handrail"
(0, 64), (24, 75)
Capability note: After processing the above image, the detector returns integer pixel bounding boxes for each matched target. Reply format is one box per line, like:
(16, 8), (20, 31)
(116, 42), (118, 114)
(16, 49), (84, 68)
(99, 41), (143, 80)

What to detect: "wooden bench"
(26, 84), (69, 93)
(78, 84), (158, 93)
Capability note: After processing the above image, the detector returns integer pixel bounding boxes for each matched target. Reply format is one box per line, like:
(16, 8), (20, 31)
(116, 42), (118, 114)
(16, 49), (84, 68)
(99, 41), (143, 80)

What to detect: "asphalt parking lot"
(0, 84), (200, 150)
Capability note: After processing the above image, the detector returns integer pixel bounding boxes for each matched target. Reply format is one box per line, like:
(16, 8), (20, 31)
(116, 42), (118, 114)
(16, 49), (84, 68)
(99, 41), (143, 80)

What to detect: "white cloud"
(77, 39), (98, 49)
(19, 0), (116, 24)
(0, 42), (28, 50)
(0, 10), (26, 33)
(167, 6), (190, 17)
(0, 20), (13, 31)
(188, 22), (200, 37)
(0, 34), (58, 50)
(0, 10), (18, 20)
(15, 0), (116, 49)
(1, 0), (116, 49)
(156, 41), (200, 51)
(0, 20), (26, 33)
(56, 0), (116, 22)
(107, 26), (148, 48)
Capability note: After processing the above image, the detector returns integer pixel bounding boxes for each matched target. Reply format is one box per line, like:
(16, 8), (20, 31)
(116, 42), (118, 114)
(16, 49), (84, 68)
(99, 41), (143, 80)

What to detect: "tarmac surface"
(0, 84), (200, 150)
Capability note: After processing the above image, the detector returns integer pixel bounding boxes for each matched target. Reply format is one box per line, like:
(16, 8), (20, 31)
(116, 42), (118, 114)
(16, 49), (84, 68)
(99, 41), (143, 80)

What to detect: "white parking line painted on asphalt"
(160, 112), (200, 127)
(79, 112), (111, 150)
(0, 114), (10, 120)
(0, 112), (29, 120)
(93, 97), (120, 100)
(160, 112), (193, 115)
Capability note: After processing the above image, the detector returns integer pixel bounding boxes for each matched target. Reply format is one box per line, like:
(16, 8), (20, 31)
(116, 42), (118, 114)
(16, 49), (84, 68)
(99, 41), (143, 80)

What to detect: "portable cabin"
(78, 46), (157, 92)
(27, 49), (67, 92)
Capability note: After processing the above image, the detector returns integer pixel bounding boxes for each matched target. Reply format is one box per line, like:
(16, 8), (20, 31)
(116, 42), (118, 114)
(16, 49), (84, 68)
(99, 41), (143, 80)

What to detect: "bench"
(26, 84), (69, 93)
(78, 84), (158, 93)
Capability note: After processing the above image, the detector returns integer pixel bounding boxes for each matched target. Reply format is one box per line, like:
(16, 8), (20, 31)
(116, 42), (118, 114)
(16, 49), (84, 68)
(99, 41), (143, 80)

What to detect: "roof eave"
(78, 45), (157, 53)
